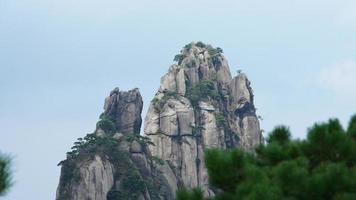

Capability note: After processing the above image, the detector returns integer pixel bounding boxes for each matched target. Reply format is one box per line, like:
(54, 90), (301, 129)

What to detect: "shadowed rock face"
(56, 42), (261, 200)
(103, 88), (143, 134)
(144, 42), (261, 196)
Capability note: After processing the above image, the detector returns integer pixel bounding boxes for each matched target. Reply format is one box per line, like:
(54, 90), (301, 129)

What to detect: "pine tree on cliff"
(177, 115), (356, 200)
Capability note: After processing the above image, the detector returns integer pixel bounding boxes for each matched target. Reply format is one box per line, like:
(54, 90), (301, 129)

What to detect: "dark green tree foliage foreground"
(0, 154), (11, 196)
(177, 115), (356, 200)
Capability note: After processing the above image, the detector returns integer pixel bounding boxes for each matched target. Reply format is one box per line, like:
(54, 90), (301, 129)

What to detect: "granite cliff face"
(56, 88), (173, 200)
(144, 42), (261, 196)
(102, 88), (143, 135)
(56, 42), (261, 199)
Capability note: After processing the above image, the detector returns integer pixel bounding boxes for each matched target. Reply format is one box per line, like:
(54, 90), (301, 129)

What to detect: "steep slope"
(56, 88), (173, 200)
(144, 42), (261, 196)
(56, 42), (262, 200)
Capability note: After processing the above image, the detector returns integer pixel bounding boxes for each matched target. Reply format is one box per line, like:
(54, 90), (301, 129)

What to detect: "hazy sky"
(1, 0), (356, 199)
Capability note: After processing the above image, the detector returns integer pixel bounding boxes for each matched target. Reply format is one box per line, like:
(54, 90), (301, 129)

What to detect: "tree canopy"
(0, 154), (11, 196)
(177, 115), (356, 200)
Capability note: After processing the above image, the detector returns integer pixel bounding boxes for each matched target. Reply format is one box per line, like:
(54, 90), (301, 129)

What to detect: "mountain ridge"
(56, 42), (262, 200)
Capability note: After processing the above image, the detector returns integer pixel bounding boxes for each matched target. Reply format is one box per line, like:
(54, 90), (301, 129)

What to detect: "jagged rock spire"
(144, 42), (261, 196)
(56, 42), (261, 200)
(101, 87), (143, 134)
(56, 88), (173, 200)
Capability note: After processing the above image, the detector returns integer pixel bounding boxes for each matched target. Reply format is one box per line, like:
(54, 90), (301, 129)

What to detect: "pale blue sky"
(1, 0), (356, 199)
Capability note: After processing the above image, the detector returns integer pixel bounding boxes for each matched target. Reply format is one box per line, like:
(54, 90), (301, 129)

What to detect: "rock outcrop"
(56, 155), (115, 200)
(103, 88), (143, 134)
(144, 42), (261, 196)
(56, 88), (173, 200)
(56, 42), (261, 200)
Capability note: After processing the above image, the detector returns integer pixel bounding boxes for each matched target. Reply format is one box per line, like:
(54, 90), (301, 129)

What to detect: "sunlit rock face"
(56, 88), (173, 200)
(56, 155), (115, 200)
(56, 42), (261, 200)
(144, 42), (261, 196)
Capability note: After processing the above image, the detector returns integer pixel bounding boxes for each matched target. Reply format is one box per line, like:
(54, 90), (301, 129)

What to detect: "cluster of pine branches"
(178, 115), (356, 200)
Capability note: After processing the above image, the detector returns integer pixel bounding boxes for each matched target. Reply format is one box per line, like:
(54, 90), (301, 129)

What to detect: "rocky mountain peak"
(145, 42), (261, 196)
(160, 42), (232, 96)
(56, 42), (261, 200)
(56, 88), (173, 200)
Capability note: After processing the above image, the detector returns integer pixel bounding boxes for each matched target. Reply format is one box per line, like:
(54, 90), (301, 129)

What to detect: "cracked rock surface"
(144, 42), (261, 196)
(56, 89), (173, 200)
(56, 42), (261, 200)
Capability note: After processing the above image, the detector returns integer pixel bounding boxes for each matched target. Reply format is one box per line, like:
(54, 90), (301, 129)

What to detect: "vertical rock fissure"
(176, 114), (183, 184)
(194, 110), (201, 187)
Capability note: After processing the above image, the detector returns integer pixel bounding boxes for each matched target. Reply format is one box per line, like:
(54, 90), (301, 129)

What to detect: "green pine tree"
(177, 115), (356, 200)
(0, 154), (12, 196)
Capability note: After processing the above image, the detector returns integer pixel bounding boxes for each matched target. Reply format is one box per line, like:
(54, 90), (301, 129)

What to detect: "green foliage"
(174, 54), (186, 65)
(164, 90), (176, 97)
(196, 41), (206, 48)
(186, 59), (197, 68)
(175, 42), (223, 67)
(177, 115), (356, 200)
(185, 80), (220, 107)
(120, 169), (146, 198)
(96, 116), (117, 133)
(59, 133), (120, 163)
(347, 114), (356, 139)
(57, 159), (81, 199)
(58, 114), (158, 200)
(107, 191), (122, 200)
(216, 47), (223, 53)
(184, 43), (193, 50)
(199, 80), (219, 99)
(126, 134), (155, 147)
(59, 131), (152, 199)
(210, 56), (220, 66)
(0, 154), (11, 196)
(191, 124), (204, 137)
(145, 179), (161, 200)
(151, 97), (159, 105)
(266, 126), (291, 145)
(207, 46), (219, 56)
(108, 147), (162, 199)
(152, 90), (176, 113)
(177, 188), (204, 200)
(205, 45), (223, 66)
(58, 134), (118, 199)
(152, 156), (165, 165)
(107, 138), (150, 200)
(215, 114), (227, 128)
